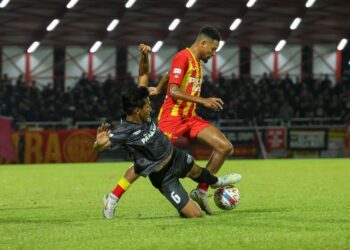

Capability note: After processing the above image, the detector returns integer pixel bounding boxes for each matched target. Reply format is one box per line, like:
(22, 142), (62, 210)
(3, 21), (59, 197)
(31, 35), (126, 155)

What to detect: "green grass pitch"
(0, 159), (349, 250)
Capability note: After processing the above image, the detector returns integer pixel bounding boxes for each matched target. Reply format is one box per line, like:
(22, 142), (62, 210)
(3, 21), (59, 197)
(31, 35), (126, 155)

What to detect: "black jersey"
(109, 118), (173, 177)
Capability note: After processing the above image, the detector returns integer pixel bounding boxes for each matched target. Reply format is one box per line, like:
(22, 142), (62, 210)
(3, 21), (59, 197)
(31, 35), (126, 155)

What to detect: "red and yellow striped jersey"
(159, 48), (203, 119)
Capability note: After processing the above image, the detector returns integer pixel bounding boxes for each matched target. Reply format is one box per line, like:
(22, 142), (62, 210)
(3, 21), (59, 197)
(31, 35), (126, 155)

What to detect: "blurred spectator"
(0, 72), (349, 125)
(278, 100), (294, 121)
(281, 73), (293, 86)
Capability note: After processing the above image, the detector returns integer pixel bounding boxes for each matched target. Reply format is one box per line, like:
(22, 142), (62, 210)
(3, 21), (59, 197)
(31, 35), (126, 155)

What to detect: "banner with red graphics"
(266, 128), (286, 151)
(0, 116), (17, 161)
(0, 129), (97, 164)
(191, 144), (257, 160)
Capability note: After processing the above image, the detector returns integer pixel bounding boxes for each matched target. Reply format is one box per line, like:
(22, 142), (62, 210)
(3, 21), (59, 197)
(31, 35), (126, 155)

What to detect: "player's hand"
(202, 97), (224, 111)
(148, 86), (160, 96)
(96, 122), (111, 147)
(139, 43), (151, 55)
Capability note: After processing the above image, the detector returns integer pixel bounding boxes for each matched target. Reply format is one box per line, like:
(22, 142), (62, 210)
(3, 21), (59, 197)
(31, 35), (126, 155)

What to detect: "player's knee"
(218, 141), (233, 156)
(227, 143), (234, 156)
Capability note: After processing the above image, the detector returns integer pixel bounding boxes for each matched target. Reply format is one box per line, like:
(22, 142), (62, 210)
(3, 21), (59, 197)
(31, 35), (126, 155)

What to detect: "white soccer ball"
(214, 185), (240, 210)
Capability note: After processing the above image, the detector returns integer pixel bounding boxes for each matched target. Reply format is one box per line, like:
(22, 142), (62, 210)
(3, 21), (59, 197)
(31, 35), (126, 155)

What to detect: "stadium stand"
(1, 72), (349, 127)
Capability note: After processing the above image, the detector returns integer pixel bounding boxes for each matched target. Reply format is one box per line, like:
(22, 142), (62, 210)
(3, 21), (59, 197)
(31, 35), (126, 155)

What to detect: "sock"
(192, 168), (218, 192)
(197, 183), (209, 192)
(112, 177), (131, 199)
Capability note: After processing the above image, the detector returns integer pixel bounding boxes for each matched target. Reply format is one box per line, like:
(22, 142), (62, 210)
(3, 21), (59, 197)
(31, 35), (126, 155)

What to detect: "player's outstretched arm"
(94, 122), (112, 152)
(148, 71), (169, 96)
(138, 43), (151, 87)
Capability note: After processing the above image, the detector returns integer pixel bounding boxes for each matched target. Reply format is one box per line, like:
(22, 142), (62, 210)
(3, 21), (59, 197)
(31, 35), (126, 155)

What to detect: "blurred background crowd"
(1, 72), (350, 125)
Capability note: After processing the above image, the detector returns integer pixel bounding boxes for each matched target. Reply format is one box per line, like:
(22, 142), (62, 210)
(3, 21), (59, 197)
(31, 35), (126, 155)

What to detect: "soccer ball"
(213, 185), (240, 210)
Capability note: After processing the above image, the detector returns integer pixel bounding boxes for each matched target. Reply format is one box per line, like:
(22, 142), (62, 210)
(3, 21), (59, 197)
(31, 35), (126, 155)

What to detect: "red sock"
(112, 185), (126, 199)
(197, 183), (209, 192)
(111, 177), (131, 199)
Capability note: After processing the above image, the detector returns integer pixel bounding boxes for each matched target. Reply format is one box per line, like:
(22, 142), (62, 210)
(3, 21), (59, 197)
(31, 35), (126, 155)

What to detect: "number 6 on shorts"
(171, 191), (181, 204)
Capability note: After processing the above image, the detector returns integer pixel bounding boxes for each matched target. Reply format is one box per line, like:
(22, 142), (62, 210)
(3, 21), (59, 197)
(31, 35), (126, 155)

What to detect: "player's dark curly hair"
(198, 26), (221, 41)
(122, 86), (149, 115)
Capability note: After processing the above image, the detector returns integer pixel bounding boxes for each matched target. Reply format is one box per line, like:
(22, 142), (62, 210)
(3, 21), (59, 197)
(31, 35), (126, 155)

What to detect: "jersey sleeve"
(168, 52), (188, 85)
(109, 130), (127, 149)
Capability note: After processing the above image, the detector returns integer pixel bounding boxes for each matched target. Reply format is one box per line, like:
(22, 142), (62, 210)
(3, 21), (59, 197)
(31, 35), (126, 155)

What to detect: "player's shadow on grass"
(275, 216), (350, 224)
(214, 207), (291, 215)
(0, 218), (72, 225)
(124, 215), (180, 220)
(0, 206), (51, 211)
(120, 208), (292, 220)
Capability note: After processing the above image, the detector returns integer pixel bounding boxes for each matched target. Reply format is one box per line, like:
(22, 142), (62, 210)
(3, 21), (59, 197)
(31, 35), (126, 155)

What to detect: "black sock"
(192, 168), (218, 185)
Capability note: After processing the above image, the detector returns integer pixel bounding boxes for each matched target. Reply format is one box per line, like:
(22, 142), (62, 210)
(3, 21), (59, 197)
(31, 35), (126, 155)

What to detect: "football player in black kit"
(94, 44), (241, 219)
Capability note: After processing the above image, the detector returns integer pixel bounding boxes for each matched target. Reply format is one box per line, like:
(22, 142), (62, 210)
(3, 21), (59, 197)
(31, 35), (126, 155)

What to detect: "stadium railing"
(16, 121), (71, 130)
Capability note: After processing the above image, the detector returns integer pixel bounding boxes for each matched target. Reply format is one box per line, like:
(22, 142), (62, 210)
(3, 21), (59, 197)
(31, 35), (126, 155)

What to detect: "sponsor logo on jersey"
(192, 85), (201, 92)
(132, 130), (141, 136)
(141, 123), (157, 144)
(186, 154), (193, 164)
(173, 68), (182, 74)
(189, 77), (201, 84)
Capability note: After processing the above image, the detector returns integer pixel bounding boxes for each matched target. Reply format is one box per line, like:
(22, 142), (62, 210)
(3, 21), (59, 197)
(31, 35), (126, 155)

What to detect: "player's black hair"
(198, 26), (221, 41)
(122, 85), (149, 115)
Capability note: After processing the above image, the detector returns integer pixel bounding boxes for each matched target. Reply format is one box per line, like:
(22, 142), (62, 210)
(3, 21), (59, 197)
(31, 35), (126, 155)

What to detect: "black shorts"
(148, 148), (194, 211)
